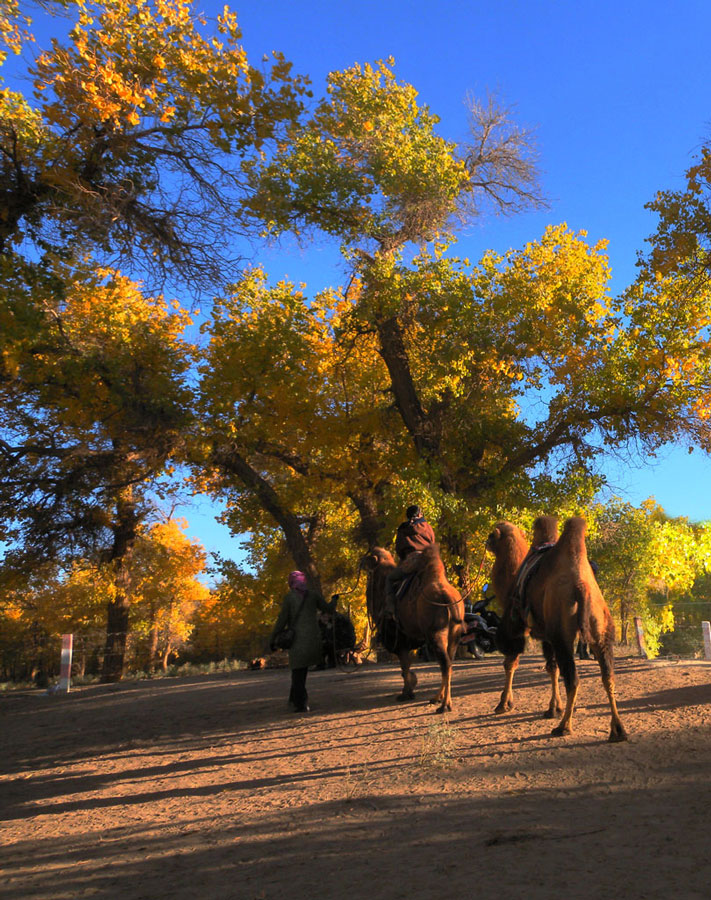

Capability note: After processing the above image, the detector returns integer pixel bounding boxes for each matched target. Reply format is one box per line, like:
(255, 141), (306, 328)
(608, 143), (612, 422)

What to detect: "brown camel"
(486, 515), (627, 742)
(362, 544), (465, 713)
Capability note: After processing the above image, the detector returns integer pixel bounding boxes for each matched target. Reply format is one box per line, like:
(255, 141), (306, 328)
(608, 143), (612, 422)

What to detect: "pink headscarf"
(288, 570), (307, 593)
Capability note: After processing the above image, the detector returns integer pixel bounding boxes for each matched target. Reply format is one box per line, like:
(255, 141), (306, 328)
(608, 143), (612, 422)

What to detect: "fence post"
(57, 633), (73, 693)
(702, 622), (711, 661)
(633, 617), (648, 660)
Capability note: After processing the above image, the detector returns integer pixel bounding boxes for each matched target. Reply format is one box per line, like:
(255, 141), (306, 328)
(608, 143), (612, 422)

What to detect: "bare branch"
(460, 91), (548, 218)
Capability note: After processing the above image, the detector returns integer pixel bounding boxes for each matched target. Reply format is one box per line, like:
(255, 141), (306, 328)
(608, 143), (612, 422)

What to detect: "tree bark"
(148, 621), (159, 674)
(348, 487), (388, 548)
(444, 529), (472, 593)
(620, 598), (630, 646)
(101, 490), (139, 683)
(375, 316), (445, 463)
(102, 591), (130, 683)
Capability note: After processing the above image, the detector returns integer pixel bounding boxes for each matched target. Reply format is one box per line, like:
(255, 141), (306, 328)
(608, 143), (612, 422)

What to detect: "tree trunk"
(102, 591), (130, 683)
(101, 490), (139, 683)
(148, 622), (159, 673)
(620, 598), (630, 646)
(77, 645), (86, 677)
(444, 529), (471, 593)
(348, 487), (388, 548)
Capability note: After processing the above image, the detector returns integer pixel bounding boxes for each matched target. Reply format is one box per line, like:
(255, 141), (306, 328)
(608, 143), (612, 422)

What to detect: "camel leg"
(592, 642), (628, 742)
(428, 631), (454, 713)
(550, 640), (579, 736)
(495, 653), (520, 713)
(542, 640), (563, 719)
(396, 649), (418, 702)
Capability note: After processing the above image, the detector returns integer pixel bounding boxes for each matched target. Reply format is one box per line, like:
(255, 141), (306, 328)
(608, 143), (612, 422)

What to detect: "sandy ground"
(2, 653), (711, 900)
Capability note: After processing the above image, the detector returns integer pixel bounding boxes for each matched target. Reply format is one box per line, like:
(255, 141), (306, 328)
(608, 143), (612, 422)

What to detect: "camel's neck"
(493, 548), (527, 606)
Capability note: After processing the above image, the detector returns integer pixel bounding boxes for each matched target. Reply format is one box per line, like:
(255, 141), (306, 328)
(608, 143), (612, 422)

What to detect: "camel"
(486, 515), (627, 742)
(361, 544), (465, 713)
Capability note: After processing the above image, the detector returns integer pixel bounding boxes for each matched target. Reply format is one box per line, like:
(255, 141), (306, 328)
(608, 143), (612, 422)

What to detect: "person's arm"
(269, 595), (290, 647)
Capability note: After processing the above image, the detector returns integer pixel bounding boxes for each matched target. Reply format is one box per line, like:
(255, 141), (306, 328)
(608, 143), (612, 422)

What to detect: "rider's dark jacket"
(395, 515), (436, 561)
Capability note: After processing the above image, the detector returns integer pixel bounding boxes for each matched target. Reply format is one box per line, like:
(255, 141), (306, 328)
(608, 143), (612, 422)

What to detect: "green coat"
(270, 589), (335, 670)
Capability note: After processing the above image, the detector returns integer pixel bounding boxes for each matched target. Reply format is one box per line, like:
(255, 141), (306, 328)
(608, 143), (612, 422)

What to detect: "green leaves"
(245, 59), (467, 251)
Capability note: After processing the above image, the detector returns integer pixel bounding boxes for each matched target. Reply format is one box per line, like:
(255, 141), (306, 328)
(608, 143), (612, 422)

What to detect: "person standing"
(270, 571), (336, 712)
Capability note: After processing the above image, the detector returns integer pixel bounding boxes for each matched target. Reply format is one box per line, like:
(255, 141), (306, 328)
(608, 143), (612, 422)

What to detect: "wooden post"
(702, 621), (711, 661)
(634, 617), (648, 660)
(57, 633), (73, 692)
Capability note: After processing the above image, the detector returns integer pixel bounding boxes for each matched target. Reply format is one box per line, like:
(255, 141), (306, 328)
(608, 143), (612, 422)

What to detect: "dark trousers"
(289, 667), (309, 711)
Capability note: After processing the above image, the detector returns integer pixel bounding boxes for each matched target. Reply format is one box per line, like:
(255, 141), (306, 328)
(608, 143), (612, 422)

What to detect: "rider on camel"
(385, 505), (436, 618)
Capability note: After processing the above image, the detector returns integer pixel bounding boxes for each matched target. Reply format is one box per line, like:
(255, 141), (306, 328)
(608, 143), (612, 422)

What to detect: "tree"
(642, 141), (711, 293)
(0, 519), (210, 678)
(0, 265), (194, 679)
(201, 59), (547, 583)
(1, 1), (308, 678)
(247, 56), (711, 493)
(0, 556), (111, 681)
(201, 61), (711, 602)
(127, 518), (210, 672)
(197, 267), (411, 593)
(587, 500), (700, 656)
(1, 0), (307, 287)
(190, 559), (281, 661)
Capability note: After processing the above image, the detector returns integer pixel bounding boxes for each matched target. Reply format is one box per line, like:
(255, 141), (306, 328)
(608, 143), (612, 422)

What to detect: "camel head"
(359, 547), (395, 573)
(486, 522), (527, 557)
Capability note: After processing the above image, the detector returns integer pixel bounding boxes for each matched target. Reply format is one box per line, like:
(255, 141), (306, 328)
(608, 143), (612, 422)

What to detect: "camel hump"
(556, 517), (588, 556)
(532, 515), (558, 545)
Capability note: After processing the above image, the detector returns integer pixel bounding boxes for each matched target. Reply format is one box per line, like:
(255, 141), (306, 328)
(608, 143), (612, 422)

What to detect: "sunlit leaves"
(588, 500), (702, 657)
(246, 59), (468, 250)
(0, 262), (194, 558)
(128, 518), (210, 664)
(2, 0), (308, 283)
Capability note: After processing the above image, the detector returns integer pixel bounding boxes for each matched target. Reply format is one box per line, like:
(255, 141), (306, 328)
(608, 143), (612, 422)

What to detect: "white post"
(702, 622), (711, 661)
(634, 616), (648, 660)
(57, 633), (73, 693)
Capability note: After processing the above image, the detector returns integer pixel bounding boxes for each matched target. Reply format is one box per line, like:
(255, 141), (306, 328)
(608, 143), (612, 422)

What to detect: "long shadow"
(4, 759), (711, 899)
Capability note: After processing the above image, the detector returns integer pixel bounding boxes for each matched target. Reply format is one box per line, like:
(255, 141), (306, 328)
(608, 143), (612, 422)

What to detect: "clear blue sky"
(10, 1), (711, 562)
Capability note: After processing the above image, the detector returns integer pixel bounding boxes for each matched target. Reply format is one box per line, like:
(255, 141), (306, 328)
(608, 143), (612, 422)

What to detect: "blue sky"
(9, 0), (711, 561)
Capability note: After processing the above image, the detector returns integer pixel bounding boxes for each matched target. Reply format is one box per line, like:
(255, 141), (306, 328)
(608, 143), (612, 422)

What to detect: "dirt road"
(2, 655), (711, 899)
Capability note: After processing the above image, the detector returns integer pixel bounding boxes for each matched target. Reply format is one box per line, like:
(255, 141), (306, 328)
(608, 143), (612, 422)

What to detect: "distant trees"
(0, 517), (210, 679)
(127, 519), (210, 672)
(587, 501), (705, 657)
